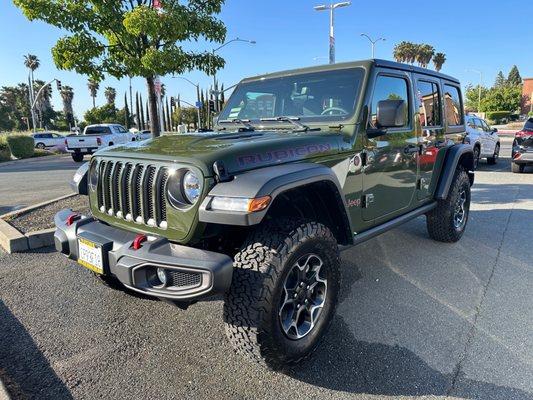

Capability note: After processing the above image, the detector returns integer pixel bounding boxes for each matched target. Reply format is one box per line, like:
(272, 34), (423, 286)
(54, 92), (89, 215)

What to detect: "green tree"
(464, 84), (489, 112)
(104, 87), (116, 106)
(87, 78), (99, 109)
(432, 52), (446, 72)
(507, 65), (522, 86)
(14, 0), (227, 137)
(84, 104), (117, 125)
(123, 92), (131, 129)
(480, 85), (523, 113)
(494, 71), (506, 88)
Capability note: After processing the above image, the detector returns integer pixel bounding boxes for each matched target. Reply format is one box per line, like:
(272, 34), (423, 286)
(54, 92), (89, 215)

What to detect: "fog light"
(157, 267), (168, 286)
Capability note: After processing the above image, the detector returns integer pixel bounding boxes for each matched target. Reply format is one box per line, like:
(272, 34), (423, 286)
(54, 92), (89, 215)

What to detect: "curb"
(0, 193), (76, 220)
(0, 193), (76, 253)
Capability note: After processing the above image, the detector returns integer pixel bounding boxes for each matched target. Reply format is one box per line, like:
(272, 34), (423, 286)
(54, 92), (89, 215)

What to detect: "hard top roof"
(241, 59), (460, 85)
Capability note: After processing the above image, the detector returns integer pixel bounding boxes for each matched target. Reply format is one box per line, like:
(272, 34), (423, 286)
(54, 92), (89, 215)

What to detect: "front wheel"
(35, 142), (46, 149)
(71, 153), (84, 162)
(426, 168), (471, 242)
(487, 143), (499, 165)
(223, 220), (340, 369)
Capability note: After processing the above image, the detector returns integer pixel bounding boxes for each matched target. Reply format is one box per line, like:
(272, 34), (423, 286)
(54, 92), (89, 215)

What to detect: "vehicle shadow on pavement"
(287, 315), (533, 400)
(0, 300), (74, 399)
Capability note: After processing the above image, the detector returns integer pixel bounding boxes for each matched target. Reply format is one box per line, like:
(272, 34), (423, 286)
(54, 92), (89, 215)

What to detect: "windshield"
(524, 118), (533, 131)
(219, 68), (364, 123)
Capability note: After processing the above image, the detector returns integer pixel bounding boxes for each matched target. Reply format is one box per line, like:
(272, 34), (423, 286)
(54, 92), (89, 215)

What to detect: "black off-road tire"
(487, 143), (499, 165)
(426, 168), (471, 243)
(223, 219), (340, 369)
(511, 162), (524, 173)
(71, 153), (84, 162)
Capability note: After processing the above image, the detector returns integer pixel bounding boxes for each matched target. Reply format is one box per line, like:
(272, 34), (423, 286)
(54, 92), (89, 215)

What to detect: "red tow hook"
(66, 213), (81, 226)
(132, 234), (148, 250)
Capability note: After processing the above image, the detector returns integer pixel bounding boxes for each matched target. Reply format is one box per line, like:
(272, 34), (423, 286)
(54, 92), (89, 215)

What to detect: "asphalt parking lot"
(0, 155), (80, 215)
(0, 138), (532, 400)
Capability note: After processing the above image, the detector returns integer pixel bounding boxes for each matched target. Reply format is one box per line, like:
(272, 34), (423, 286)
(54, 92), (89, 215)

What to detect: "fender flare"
(199, 163), (352, 232)
(70, 162), (89, 195)
(435, 144), (474, 200)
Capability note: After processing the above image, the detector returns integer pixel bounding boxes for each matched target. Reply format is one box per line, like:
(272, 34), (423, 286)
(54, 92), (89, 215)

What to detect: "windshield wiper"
(217, 118), (255, 131)
(259, 116), (319, 132)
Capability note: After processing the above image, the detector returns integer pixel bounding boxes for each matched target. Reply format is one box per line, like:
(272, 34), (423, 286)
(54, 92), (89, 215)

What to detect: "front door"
(362, 72), (418, 221)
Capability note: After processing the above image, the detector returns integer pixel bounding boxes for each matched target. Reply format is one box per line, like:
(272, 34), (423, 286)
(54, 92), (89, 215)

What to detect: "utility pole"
(360, 33), (386, 58)
(314, 2), (351, 64)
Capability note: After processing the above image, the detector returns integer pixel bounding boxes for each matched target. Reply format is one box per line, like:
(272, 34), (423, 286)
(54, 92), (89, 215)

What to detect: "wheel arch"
(198, 163), (353, 245)
(434, 144), (474, 200)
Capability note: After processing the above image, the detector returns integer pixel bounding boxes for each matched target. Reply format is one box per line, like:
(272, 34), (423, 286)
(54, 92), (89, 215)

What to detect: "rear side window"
(523, 118), (533, 131)
(417, 81), (441, 127)
(370, 75), (410, 128)
(443, 84), (464, 126)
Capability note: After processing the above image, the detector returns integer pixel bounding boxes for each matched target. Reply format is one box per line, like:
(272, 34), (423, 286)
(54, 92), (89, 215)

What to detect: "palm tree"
(87, 78), (99, 108)
(433, 52), (446, 72)
(24, 54), (40, 129)
(104, 87), (116, 106)
(60, 85), (75, 127)
(416, 44), (435, 68)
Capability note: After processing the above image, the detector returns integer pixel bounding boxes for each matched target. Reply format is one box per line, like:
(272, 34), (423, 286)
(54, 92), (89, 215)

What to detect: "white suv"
(465, 115), (500, 168)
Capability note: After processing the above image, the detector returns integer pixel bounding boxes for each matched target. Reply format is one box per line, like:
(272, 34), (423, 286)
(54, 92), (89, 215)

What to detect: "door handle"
(403, 145), (418, 154)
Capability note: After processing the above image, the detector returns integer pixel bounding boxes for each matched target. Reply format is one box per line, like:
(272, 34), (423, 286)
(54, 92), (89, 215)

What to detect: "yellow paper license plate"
(78, 237), (104, 274)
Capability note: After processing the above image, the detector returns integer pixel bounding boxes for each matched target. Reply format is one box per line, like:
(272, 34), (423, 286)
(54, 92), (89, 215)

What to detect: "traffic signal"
(56, 80), (62, 92)
(208, 100), (215, 113)
(170, 96), (175, 107)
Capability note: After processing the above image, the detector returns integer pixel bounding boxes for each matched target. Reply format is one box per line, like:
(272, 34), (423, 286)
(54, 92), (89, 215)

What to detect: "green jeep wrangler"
(55, 59), (474, 369)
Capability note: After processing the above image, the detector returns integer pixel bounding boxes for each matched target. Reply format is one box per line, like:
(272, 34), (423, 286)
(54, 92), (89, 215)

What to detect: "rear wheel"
(71, 153), (84, 162)
(487, 143), (499, 165)
(426, 168), (471, 243)
(223, 219), (340, 369)
(511, 162), (524, 173)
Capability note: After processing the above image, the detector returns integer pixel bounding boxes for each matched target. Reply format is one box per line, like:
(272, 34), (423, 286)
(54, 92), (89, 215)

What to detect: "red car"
(511, 118), (533, 173)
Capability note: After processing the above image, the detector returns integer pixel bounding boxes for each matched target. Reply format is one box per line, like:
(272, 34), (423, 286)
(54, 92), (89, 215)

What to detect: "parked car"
(56, 59), (473, 369)
(464, 115), (500, 168)
(511, 117), (533, 173)
(31, 132), (64, 149)
(136, 130), (153, 141)
(65, 124), (134, 162)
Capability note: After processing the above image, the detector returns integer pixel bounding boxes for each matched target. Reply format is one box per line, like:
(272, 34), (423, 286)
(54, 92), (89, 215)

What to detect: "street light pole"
(210, 37), (256, 115)
(360, 33), (386, 59)
(172, 76), (202, 129)
(314, 2), (351, 64)
(467, 69), (483, 112)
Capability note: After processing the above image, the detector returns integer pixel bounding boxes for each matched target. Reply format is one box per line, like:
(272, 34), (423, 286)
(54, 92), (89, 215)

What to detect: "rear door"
(413, 76), (445, 200)
(362, 71), (418, 221)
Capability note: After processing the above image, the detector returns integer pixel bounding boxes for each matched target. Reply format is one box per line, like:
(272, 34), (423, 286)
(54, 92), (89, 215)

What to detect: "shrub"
(529, 111), (533, 117)
(485, 111), (511, 123)
(6, 135), (34, 159)
(0, 136), (10, 161)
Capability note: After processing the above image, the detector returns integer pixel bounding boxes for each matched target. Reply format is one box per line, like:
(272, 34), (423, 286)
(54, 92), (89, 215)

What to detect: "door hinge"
(362, 193), (374, 208)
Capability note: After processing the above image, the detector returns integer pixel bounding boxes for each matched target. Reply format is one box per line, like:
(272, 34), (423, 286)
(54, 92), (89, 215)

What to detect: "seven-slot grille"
(95, 159), (169, 229)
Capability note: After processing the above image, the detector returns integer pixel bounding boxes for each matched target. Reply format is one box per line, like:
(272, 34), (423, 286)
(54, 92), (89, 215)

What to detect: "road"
(0, 139), (532, 400)
(0, 155), (80, 215)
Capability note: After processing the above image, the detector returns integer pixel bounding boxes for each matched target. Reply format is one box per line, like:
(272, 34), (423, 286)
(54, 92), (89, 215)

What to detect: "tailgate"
(67, 136), (98, 149)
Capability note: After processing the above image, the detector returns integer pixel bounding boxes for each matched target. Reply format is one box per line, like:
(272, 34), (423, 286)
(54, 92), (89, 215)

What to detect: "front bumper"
(54, 209), (233, 301)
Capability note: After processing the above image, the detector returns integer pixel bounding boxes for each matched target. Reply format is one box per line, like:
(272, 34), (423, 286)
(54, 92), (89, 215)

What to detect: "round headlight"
(89, 160), (99, 190)
(182, 170), (202, 204)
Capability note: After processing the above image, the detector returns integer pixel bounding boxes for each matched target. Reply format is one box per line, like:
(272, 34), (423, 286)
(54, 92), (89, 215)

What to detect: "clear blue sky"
(1, 0), (531, 120)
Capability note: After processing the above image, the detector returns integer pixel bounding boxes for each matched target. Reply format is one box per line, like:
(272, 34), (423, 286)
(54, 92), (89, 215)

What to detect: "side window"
(44, 133), (53, 138)
(34, 134), (42, 139)
(466, 118), (476, 129)
(370, 75), (409, 128)
(443, 84), (464, 126)
(480, 119), (490, 132)
(474, 119), (485, 132)
(417, 80), (441, 127)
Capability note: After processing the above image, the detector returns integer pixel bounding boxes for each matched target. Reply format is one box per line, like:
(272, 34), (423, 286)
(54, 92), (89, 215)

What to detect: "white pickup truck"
(65, 124), (134, 162)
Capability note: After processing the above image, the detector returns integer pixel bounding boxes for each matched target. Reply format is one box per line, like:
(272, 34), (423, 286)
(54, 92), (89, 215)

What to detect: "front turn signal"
(248, 196), (271, 212)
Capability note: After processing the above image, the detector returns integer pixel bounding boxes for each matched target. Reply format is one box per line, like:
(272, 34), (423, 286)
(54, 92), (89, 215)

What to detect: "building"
(523, 78), (533, 115)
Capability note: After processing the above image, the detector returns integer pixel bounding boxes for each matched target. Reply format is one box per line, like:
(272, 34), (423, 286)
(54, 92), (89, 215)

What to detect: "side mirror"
(492, 128), (498, 133)
(376, 99), (407, 128)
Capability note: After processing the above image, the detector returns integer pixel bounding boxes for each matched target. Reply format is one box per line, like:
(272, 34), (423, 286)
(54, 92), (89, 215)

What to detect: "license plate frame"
(78, 237), (104, 274)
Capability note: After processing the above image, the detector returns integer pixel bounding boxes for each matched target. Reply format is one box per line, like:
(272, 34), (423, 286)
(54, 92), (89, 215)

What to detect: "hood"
(97, 130), (346, 177)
